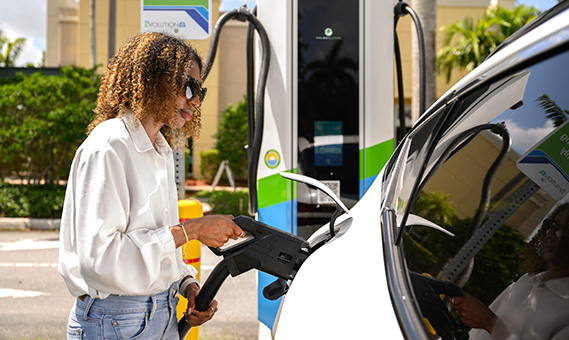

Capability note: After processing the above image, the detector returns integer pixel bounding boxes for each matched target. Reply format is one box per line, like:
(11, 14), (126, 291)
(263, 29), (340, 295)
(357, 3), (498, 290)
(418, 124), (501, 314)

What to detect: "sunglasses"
(185, 77), (207, 105)
(543, 218), (564, 239)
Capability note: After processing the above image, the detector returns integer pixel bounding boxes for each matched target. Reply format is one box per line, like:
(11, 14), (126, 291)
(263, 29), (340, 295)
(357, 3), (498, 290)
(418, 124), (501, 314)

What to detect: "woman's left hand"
(184, 282), (219, 326)
(449, 292), (496, 332)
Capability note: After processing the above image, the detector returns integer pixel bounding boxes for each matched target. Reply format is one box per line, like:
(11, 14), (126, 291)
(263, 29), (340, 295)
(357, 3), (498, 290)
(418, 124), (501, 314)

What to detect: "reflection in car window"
(493, 51), (569, 156)
(397, 48), (569, 339)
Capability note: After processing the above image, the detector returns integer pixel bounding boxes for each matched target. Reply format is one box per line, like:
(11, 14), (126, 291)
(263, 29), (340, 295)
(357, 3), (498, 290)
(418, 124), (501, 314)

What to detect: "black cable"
(201, 11), (234, 81)
(394, 2), (426, 116)
(245, 11), (271, 216)
(418, 123), (510, 208)
(178, 261), (230, 338)
(394, 17), (407, 141)
(466, 123), (511, 238)
(246, 8), (256, 165)
(329, 208), (343, 239)
(200, 6), (271, 215)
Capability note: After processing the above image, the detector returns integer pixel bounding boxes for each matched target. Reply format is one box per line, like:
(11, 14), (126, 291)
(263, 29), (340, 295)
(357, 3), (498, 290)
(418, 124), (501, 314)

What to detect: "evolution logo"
(144, 21), (187, 33)
(316, 27), (342, 40)
(539, 170), (567, 196)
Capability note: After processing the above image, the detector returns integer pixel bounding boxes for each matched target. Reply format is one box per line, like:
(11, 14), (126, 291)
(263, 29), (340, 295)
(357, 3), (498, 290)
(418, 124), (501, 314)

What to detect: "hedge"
(0, 183), (65, 218)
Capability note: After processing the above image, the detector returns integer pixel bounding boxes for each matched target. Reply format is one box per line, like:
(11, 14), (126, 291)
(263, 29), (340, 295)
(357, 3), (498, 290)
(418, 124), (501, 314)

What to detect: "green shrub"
(402, 231), (437, 273)
(0, 66), (99, 184)
(214, 97), (248, 181)
(407, 191), (525, 307)
(195, 190), (251, 217)
(199, 149), (220, 181)
(0, 183), (66, 218)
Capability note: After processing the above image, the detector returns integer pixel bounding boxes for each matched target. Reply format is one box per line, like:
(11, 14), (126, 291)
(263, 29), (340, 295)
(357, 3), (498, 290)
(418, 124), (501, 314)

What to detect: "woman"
(58, 32), (244, 339)
(450, 203), (569, 340)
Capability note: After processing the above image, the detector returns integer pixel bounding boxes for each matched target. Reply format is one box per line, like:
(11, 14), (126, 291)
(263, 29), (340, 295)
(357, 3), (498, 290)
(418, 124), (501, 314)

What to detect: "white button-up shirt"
(470, 272), (569, 340)
(58, 112), (195, 298)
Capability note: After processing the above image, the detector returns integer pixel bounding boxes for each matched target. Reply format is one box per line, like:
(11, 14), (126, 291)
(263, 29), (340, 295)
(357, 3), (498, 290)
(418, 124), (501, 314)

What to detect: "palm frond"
(536, 94), (569, 127)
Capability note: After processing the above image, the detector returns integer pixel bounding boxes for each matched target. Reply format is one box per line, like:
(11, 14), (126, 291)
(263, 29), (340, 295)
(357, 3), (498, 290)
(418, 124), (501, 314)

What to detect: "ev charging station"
(174, 1), (397, 338)
(253, 0), (394, 335)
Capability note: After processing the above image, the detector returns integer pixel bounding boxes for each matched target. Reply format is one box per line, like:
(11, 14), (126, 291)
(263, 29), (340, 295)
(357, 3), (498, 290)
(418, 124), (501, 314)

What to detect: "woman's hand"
(184, 282), (218, 327)
(449, 292), (496, 332)
(184, 215), (244, 248)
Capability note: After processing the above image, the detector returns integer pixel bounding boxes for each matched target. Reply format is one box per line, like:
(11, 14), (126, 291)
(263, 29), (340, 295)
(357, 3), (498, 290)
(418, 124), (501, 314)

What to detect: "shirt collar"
(545, 276), (569, 299)
(530, 272), (569, 299)
(121, 111), (172, 158)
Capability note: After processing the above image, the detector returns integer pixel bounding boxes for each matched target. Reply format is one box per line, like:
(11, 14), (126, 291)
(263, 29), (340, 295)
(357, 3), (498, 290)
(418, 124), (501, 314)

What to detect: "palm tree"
(436, 15), (501, 82)
(0, 29), (26, 67)
(436, 5), (540, 83)
(492, 5), (540, 38)
(536, 94), (569, 128)
(1, 37), (26, 67)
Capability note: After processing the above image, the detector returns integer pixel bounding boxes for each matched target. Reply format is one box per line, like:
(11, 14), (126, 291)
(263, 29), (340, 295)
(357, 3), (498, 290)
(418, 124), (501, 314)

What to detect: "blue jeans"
(66, 284), (180, 340)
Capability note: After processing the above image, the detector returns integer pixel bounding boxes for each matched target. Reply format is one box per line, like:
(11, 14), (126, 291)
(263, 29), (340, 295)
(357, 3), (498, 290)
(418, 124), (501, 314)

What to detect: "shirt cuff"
(179, 276), (200, 299)
(152, 225), (177, 260)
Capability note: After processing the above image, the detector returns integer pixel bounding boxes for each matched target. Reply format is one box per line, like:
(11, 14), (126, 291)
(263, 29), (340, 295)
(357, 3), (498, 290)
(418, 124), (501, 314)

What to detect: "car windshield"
(384, 26), (569, 340)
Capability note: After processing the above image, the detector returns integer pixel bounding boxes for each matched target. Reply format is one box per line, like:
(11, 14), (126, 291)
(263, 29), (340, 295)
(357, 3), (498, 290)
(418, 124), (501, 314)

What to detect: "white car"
(273, 2), (569, 339)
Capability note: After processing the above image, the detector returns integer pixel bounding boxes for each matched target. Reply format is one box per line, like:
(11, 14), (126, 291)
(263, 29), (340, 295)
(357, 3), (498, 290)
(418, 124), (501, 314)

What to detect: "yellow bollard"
(177, 199), (203, 340)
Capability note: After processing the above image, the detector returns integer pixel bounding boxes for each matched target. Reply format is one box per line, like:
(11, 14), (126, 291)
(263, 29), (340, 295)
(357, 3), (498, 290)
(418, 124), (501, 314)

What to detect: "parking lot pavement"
(199, 242), (259, 340)
(0, 230), (258, 340)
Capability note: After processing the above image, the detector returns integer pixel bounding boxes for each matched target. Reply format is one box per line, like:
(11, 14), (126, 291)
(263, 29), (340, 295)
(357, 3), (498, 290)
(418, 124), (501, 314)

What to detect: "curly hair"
(88, 32), (203, 150)
(519, 202), (569, 274)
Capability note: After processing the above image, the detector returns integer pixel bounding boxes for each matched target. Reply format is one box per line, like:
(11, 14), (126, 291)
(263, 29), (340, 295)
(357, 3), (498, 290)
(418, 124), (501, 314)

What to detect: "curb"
(0, 217), (61, 231)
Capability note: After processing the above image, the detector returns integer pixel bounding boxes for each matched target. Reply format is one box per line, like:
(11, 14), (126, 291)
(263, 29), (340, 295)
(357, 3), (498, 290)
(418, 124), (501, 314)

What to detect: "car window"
(394, 44), (569, 339)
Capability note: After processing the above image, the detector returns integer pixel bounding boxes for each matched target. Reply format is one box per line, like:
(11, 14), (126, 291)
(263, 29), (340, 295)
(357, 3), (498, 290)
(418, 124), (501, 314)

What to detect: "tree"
(0, 29), (26, 67)
(0, 66), (99, 184)
(536, 93), (569, 127)
(492, 5), (541, 38)
(436, 5), (540, 83)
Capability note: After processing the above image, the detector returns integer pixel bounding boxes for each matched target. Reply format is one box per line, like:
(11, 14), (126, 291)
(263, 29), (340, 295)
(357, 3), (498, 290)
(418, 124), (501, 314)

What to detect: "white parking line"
(0, 262), (57, 268)
(0, 288), (44, 298)
(0, 239), (59, 251)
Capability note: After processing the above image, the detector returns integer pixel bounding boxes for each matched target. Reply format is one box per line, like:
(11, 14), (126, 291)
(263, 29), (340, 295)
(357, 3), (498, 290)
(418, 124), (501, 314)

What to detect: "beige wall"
(46, 0), (78, 67)
(76, 0), (141, 68)
(217, 21), (248, 113)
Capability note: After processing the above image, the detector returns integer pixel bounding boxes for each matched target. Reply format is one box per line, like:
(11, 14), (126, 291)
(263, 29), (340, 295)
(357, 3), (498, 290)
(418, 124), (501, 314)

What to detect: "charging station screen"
(296, 0), (359, 237)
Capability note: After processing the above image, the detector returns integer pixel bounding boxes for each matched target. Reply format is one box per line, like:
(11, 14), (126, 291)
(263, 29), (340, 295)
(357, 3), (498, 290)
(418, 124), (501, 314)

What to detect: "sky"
(0, 0), (48, 66)
(0, 0), (561, 67)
